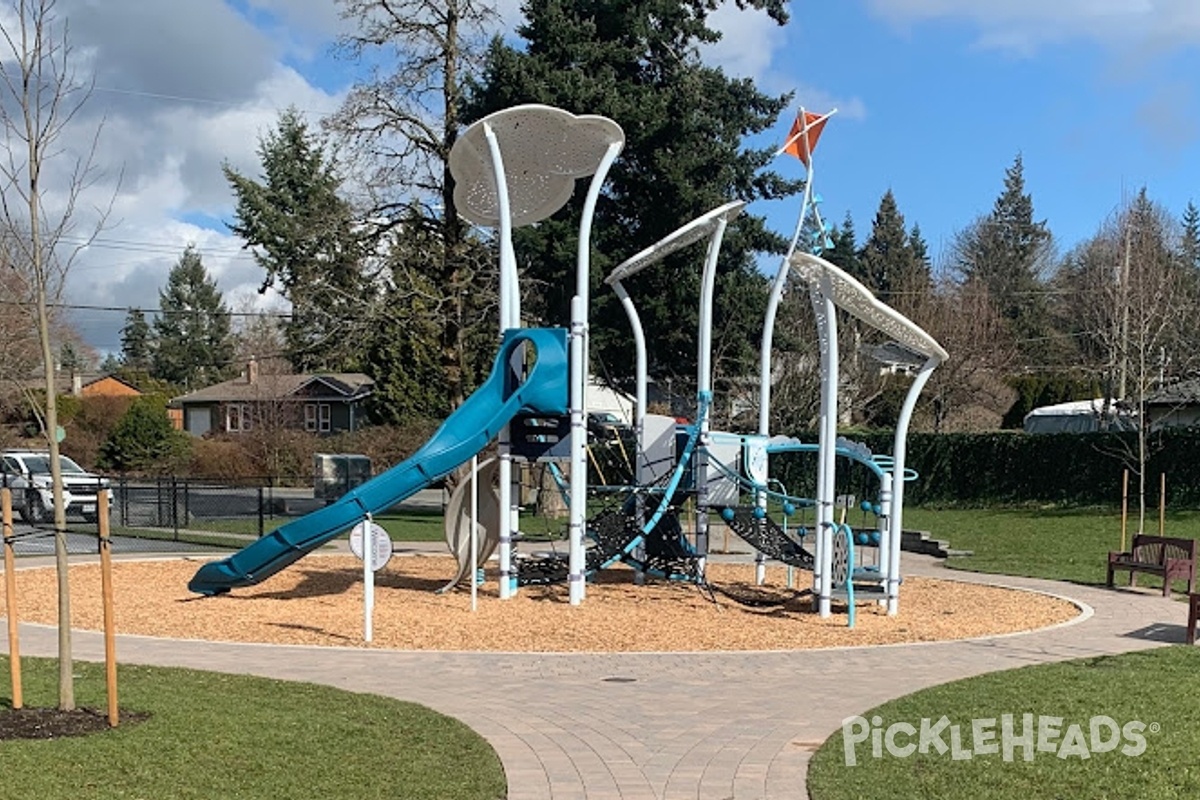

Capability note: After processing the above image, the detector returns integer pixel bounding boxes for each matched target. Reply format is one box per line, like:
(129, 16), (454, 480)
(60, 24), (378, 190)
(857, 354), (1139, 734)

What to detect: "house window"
(306, 403), (332, 433)
(226, 403), (251, 433)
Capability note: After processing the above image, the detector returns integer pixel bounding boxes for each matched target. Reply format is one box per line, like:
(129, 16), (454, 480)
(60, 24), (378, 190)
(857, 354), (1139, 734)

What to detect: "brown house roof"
(171, 372), (374, 406)
(81, 374), (142, 397)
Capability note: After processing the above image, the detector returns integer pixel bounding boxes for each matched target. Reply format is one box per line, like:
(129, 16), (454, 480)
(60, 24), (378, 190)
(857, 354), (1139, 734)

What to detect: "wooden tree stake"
(98, 489), (118, 727)
(1120, 470), (1129, 553)
(3, 488), (22, 710)
(1159, 472), (1166, 538)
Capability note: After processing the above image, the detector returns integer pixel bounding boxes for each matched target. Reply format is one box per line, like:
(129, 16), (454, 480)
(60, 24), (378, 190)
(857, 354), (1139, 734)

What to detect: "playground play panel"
(9, 556), (1077, 651)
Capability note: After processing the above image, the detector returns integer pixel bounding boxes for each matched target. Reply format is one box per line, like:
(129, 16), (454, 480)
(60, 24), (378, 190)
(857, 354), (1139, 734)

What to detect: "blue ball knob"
(872, 504), (882, 516)
(856, 532), (868, 545)
(871, 531), (882, 545)
(782, 502), (796, 517)
(860, 500), (872, 512)
(720, 507), (735, 522)
(753, 506), (767, 519)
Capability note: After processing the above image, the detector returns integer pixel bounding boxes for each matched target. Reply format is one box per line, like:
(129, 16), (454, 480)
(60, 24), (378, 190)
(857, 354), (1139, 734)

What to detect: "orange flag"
(782, 110), (828, 166)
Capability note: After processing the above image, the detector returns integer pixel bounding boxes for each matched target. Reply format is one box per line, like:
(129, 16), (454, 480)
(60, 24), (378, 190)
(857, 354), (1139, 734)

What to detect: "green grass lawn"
(808, 646), (1200, 800)
(902, 506), (1200, 588)
(114, 510), (448, 549)
(1, 656), (505, 800)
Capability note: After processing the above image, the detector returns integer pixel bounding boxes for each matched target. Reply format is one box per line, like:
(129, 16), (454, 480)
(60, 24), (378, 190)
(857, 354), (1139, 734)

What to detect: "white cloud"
(791, 86), (867, 122)
(866, 0), (1200, 54)
(8, 1), (349, 355)
(15, 0), (869, 356)
(702, 4), (787, 81)
(700, 7), (867, 128)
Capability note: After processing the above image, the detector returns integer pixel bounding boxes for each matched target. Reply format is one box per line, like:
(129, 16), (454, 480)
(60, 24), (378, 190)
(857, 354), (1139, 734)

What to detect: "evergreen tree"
(1180, 200), (1200, 271)
(152, 246), (235, 389)
(859, 190), (918, 304)
(465, 0), (800, 393)
(910, 223), (931, 272)
(364, 206), (492, 423)
(953, 154), (1052, 357)
(119, 308), (153, 372)
(225, 108), (367, 373)
(825, 211), (862, 282)
(59, 341), (80, 374)
(99, 395), (191, 473)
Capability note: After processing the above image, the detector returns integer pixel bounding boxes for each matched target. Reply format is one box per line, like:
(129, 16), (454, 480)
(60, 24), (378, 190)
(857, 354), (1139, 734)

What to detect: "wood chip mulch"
(2, 555), (1080, 652)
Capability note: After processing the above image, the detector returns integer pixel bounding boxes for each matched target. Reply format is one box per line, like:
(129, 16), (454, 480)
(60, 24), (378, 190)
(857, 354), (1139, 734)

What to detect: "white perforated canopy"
(790, 251), (949, 362)
(604, 200), (746, 285)
(449, 104), (625, 228)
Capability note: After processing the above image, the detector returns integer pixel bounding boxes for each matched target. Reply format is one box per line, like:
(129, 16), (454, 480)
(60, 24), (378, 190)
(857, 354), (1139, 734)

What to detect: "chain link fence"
(110, 475), (353, 543)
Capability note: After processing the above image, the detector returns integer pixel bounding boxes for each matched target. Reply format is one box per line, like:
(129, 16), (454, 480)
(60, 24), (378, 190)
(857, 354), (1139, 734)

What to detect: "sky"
(15, 0), (1200, 357)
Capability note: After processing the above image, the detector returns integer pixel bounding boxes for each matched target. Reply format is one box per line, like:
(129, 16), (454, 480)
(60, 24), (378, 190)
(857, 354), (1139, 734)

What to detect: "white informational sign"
(743, 434), (769, 486)
(349, 521), (394, 572)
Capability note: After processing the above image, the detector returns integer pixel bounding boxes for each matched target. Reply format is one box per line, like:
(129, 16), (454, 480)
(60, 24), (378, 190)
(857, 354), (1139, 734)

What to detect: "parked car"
(587, 411), (630, 442)
(0, 450), (109, 524)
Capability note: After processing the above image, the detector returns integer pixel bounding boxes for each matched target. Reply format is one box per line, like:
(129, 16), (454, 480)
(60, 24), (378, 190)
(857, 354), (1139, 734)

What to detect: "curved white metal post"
(568, 295), (588, 604)
(757, 132), (821, 585)
(482, 123), (518, 601)
(811, 275), (839, 618)
(568, 141), (623, 606)
(470, 454), (479, 612)
(612, 280), (647, 582)
(758, 177), (816, 437)
(887, 357), (939, 614)
(695, 217), (729, 565)
(788, 249), (947, 618)
(612, 282), (648, 457)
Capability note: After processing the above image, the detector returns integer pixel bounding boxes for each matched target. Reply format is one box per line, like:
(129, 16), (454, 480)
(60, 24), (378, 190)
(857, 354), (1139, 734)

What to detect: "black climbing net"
(720, 506), (815, 570)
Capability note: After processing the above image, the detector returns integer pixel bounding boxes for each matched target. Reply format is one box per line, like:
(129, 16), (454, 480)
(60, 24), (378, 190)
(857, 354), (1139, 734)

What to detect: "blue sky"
(751, 2), (1200, 267)
(45, 0), (1200, 352)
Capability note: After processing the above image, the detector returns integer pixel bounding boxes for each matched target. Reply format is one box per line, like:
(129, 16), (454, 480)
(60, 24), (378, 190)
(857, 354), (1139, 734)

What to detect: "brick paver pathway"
(2, 553), (1188, 799)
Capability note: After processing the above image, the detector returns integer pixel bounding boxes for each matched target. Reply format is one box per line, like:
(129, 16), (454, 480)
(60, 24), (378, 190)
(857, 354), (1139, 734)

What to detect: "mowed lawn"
(809, 647), (1200, 800)
(0, 656), (506, 800)
(902, 506), (1200, 588)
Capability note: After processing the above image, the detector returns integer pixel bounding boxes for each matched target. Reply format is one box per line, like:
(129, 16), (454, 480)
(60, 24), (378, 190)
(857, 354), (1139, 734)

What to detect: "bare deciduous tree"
(0, 0), (113, 710)
(1062, 189), (1199, 532)
(328, 0), (499, 411)
(921, 278), (1019, 432)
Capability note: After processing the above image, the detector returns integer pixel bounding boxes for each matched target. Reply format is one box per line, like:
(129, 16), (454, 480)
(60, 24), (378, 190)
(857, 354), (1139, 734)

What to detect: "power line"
(0, 298), (292, 319)
(91, 85), (340, 119)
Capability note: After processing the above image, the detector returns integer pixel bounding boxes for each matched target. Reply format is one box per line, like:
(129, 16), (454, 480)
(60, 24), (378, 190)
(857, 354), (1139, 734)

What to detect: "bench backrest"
(1131, 534), (1197, 565)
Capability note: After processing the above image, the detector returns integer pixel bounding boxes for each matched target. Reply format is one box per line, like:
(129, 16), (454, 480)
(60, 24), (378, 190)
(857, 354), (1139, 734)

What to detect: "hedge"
(769, 427), (1200, 507)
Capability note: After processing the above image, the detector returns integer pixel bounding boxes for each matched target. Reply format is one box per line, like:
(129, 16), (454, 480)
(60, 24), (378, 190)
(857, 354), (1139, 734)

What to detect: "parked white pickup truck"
(0, 450), (109, 524)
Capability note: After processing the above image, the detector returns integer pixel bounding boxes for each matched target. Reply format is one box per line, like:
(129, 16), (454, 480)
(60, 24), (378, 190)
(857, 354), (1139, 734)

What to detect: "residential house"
(1146, 379), (1200, 429)
(79, 374), (142, 398)
(171, 361), (374, 437)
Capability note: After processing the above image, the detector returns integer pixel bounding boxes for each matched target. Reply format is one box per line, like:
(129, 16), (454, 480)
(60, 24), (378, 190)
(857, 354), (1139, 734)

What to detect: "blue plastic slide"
(188, 328), (570, 595)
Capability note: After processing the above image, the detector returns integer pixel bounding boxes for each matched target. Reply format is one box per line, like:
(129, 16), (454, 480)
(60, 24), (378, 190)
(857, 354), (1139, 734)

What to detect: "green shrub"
(99, 395), (191, 474)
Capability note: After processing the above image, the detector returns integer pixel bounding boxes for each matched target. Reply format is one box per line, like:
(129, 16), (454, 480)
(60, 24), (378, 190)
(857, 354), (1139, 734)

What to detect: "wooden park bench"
(1107, 534), (1197, 599)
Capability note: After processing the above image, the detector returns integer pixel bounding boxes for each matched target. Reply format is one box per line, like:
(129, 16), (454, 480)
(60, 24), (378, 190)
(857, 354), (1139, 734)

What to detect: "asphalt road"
(6, 524), (221, 557)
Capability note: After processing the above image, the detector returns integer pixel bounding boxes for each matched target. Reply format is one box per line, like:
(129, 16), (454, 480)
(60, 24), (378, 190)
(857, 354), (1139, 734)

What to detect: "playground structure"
(188, 103), (947, 623)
